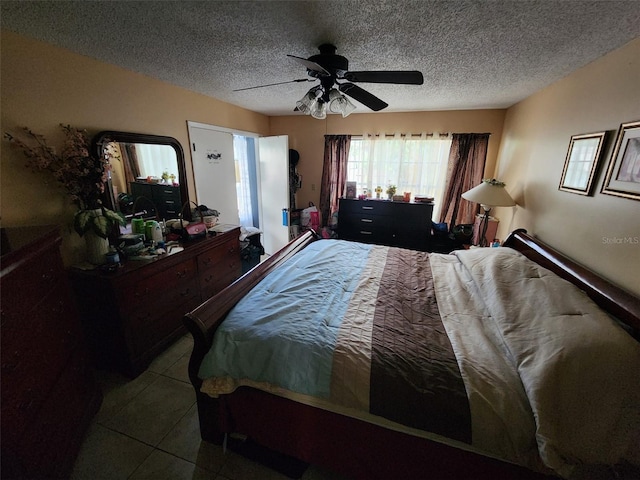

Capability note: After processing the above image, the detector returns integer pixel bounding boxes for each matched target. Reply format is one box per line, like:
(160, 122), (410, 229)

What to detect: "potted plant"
(5, 124), (124, 262)
(386, 184), (397, 200)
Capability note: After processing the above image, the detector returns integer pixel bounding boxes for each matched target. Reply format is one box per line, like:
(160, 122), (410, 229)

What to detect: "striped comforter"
(198, 239), (640, 478)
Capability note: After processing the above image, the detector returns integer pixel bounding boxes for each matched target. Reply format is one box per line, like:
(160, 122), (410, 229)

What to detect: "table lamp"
(462, 179), (515, 246)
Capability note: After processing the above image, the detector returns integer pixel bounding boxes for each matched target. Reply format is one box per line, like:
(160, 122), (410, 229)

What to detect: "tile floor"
(71, 334), (345, 480)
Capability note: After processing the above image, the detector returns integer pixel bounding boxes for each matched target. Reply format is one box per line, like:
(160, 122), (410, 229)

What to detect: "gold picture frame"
(601, 120), (640, 201)
(559, 131), (606, 195)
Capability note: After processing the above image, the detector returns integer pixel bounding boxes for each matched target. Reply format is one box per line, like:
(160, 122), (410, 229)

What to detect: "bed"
(184, 229), (640, 480)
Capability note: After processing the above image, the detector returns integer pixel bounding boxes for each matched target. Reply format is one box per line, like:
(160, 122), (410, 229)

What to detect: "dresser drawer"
(339, 213), (389, 229)
(1, 281), (81, 433)
(128, 281), (200, 357)
(116, 258), (198, 307)
(1, 247), (65, 317)
(339, 199), (395, 216)
(339, 224), (393, 244)
(15, 348), (98, 479)
(154, 186), (181, 217)
(197, 237), (239, 273)
(200, 261), (242, 300)
(199, 236), (241, 300)
(391, 202), (433, 227)
(154, 185), (181, 202)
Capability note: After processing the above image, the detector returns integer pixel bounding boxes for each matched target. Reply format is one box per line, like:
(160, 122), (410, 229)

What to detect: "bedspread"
(198, 240), (640, 478)
(199, 240), (472, 442)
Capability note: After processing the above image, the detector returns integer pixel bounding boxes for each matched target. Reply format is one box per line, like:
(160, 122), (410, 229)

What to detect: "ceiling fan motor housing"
(308, 44), (348, 75)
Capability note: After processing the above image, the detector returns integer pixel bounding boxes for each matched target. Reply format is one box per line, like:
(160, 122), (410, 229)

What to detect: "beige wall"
(1, 30), (269, 264)
(495, 38), (640, 296)
(3, 30), (638, 297)
(270, 110), (506, 209)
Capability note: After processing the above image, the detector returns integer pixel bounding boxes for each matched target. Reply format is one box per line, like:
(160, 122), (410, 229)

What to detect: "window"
(234, 135), (259, 227)
(346, 133), (452, 220)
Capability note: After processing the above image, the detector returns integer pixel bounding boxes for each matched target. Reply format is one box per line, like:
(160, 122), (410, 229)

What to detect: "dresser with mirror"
(69, 131), (242, 378)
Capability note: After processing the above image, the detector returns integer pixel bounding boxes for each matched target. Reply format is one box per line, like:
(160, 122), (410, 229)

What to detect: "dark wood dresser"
(1, 225), (102, 479)
(69, 227), (242, 378)
(130, 181), (182, 219)
(338, 198), (434, 251)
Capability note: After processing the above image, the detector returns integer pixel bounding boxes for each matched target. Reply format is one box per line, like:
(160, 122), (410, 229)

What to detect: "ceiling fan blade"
(342, 70), (424, 85)
(233, 78), (311, 92)
(287, 55), (330, 76)
(339, 83), (388, 111)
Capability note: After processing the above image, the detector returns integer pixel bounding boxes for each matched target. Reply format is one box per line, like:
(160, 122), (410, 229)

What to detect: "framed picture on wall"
(558, 131), (607, 195)
(601, 120), (640, 201)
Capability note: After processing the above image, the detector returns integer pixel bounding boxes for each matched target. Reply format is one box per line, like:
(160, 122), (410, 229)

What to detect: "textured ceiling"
(2, 1), (639, 116)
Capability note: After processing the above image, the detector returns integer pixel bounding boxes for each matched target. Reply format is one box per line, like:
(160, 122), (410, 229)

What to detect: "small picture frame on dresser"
(346, 181), (357, 199)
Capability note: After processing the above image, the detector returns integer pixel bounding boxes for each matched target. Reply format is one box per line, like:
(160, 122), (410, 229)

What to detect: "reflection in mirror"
(93, 131), (189, 228)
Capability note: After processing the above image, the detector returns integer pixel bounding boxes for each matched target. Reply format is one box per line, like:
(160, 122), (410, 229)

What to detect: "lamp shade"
(462, 179), (516, 208)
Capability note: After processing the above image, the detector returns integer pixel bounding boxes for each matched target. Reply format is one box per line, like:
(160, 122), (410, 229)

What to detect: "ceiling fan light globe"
(328, 97), (343, 114)
(310, 101), (327, 119)
(327, 89), (356, 117)
(296, 91), (317, 114)
(340, 97), (357, 117)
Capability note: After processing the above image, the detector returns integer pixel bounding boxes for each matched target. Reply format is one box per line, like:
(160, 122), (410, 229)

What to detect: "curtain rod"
(370, 133), (450, 138)
(327, 132), (492, 138)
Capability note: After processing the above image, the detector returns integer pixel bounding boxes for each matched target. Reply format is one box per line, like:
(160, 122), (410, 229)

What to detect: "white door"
(188, 124), (240, 226)
(258, 135), (289, 255)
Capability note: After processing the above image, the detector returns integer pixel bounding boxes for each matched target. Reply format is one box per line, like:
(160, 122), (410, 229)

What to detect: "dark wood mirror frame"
(92, 131), (190, 228)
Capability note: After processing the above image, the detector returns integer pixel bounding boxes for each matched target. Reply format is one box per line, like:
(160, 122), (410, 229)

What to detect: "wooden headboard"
(503, 229), (640, 335)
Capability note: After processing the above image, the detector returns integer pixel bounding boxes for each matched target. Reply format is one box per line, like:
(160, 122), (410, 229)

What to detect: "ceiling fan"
(234, 44), (424, 118)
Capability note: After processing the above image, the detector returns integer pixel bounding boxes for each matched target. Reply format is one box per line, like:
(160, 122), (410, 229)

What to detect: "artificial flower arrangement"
(5, 124), (124, 238)
(386, 184), (397, 197)
(482, 178), (506, 186)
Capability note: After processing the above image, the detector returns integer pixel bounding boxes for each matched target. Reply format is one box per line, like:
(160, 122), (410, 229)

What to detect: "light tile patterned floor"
(71, 334), (345, 480)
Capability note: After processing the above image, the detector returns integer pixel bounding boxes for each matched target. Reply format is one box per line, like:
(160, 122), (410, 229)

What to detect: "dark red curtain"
(319, 135), (351, 226)
(439, 133), (489, 229)
(120, 143), (140, 186)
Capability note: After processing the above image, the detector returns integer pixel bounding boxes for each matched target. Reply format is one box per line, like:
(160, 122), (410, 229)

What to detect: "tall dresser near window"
(1, 225), (101, 479)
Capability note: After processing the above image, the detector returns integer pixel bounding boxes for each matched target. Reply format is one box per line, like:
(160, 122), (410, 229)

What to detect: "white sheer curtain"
(347, 132), (452, 220)
(234, 135), (254, 227)
(135, 144), (177, 179)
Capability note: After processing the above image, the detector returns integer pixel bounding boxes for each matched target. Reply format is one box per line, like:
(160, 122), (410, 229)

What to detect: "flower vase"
(85, 230), (109, 265)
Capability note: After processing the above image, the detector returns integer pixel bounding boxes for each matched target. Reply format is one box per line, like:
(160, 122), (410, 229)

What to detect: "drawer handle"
(361, 206), (374, 210)
(228, 246), (236, 253)
(136, 312), (152, 321)
(180, 288), (191, 297)
(135, 287), (151, 297)
(359, 231), (373, 235)
(165, 200), (175, 204)
(360, 218), (373, 223)
(202, 257), (213, 266)
(176, 269), (188, 279)
(18, 398), (36, 413)
(204, 274), (214, 283)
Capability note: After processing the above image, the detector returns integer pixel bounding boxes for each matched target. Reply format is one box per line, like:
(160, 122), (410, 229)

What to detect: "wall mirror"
(93, 131), (189, 226)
